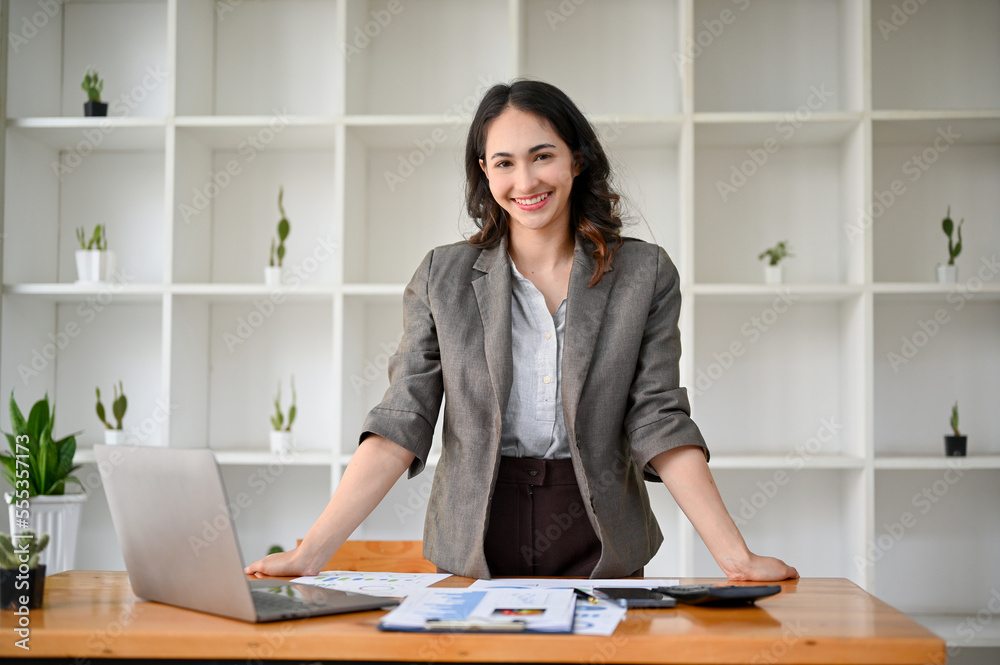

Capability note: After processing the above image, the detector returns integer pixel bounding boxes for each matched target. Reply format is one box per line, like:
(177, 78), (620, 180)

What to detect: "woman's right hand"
(244, 547), (322, 578)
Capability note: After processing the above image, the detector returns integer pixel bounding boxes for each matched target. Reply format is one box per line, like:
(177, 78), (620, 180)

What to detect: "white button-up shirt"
(500, 255), (571, 460)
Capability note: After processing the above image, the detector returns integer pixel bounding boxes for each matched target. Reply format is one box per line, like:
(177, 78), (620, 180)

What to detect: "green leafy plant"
(950, 401), (961, 437)
(81, 67), (104, 103)
(267, 544), (284, 555)
(942, 206), (964, 266)
(270, 375), (297, 432)
(1, 392), (82, 497)
(758, 241), (794, 266)
(269, 186), (291, 267)
(75, 225), (107, 250)
(0, 530), (49, 569)
(95, 382), (127, 430)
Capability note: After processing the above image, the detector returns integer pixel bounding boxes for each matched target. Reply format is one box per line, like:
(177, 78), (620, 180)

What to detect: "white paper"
(379, 587), (577, 633)
(290, 571), (451, 598)
(572, 598), (629, 636)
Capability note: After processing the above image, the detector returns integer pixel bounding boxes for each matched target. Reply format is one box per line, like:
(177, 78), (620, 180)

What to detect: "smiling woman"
(246, 80), (798, 583)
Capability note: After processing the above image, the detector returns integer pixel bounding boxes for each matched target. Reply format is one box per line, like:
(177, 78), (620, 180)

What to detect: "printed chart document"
(379, 587), (577, 633)
(290, 571), (451, 598)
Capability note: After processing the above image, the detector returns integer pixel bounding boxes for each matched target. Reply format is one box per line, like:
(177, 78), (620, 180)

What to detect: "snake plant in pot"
(270, 375), (297, 454)
(1, 392), (86, 574)
(75, 224), (116, 283)
(265, 186), (291, 286)
(0, 530), (49, 609)
(936, 206), (964, 284)
(945, 402), (967, 457)
(95, 382), (128, 445)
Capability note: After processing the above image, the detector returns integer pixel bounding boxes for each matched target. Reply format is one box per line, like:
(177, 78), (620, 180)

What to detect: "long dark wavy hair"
(465, 80), (623, 286)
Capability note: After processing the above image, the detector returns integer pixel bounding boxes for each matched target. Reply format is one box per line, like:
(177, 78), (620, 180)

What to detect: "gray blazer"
(361, 235), (708, 579)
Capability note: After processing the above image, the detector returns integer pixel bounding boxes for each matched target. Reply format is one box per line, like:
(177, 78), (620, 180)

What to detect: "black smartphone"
(591, 587), (678, 609)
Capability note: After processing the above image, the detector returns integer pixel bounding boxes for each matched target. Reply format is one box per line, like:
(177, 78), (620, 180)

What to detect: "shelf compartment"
(871, 118), (1000, 284)
(172, 127), (338, 285)
(874, 470), (1000, 615)
(0, 299), (164, 448)
(874, 299), (1000, 456)
(342, 124), (475, 285)
(7, 0), (169, 119)
(4, 129), (165, 285)
(169, 297), (334, 453)
(693, 0), (863, 113)
(872, 0), (1000, 111)
(692, 297), (866, 457)
(523, 0), (681, 115)
(344, 0), (508, 115)
(176, 0), (340, 116)
(219, 465), (332, 567)
(607, 142), (682, 274)
(694, 469), (863, 583)
(694, 120), (866, 284)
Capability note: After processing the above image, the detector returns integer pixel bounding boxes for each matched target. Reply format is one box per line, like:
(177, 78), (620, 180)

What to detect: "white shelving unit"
(2, 0), (998, 653)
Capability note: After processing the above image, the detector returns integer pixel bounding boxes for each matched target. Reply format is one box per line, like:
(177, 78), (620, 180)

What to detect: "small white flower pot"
(264, 266), (282, 287)
(270, 431), (293, 455)
(764, 265), (784, 285)
(104, 430), (127, 445)
(75, 250), (116, 283)
(937, 264), (957, 284)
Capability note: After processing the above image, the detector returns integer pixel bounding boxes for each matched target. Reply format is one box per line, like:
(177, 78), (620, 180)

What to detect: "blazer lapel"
(562, 237), (617, 432)
(472, 237), (514, 421)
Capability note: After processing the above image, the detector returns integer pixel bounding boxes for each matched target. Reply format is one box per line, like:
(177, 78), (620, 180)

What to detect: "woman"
(247, 80), (797, 581)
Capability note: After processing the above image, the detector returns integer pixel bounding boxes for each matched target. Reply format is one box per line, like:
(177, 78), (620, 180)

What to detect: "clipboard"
(377, 588), (577, 634)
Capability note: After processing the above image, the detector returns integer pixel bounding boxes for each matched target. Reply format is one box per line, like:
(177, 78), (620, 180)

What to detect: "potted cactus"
(936, 206), (964, 284)
(75, 224), (116, 283)
(270, 375), (297, 454)
(96, 382), (128, 445)
(1, 392), (86, 575)
(81, 67), (107, 117)
(0, 530), (49, 609)
(758, 241), (794, 284)
(265, 186), (291, 286)
(945, 402), (967, 457)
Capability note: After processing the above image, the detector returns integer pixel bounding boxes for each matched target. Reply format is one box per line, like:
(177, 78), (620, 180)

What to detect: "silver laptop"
(95, 445), (398, 622)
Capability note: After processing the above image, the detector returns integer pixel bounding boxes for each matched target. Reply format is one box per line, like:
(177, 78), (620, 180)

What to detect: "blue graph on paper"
(421, 590), (488, 619)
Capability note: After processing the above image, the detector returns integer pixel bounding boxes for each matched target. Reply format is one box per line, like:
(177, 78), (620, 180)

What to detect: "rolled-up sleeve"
(359, 250), (444, 478)
(625, 247), (709, 481)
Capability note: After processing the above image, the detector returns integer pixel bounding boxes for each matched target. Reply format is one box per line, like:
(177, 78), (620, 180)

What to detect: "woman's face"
(479, 107), (579, 239)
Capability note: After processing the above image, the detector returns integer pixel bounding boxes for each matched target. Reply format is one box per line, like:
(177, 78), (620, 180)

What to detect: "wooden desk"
(0, 571), (943, 664)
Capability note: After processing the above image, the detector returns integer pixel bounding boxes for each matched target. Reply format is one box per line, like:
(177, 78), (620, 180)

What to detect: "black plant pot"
(84, 100), (108, 117)
(0, 564), (46, 609)
(945, 435), (967, 457)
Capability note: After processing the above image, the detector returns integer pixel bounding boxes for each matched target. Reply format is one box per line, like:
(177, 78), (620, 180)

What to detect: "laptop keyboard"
(251, 589), (315, 615)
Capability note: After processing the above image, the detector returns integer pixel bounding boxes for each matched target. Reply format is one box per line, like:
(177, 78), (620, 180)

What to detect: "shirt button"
(545, 331), (552, 339)
(543, 376), (551, 384)
(526, 469), (539, 477)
